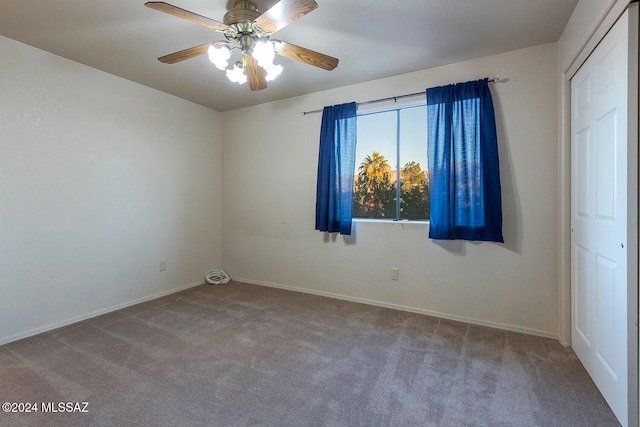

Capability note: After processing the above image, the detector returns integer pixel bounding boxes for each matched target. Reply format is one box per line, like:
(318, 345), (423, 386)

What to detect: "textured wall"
(0, 36), (223, 344)
(221, 43), (560, 338)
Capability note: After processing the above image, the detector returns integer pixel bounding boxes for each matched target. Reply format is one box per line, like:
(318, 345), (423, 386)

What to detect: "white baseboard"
(0, 281), (204, 346)
(234, 276), (560, 340)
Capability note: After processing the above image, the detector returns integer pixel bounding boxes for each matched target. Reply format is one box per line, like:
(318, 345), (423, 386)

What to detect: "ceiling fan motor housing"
(224, 1), (261, 26)
(224, 0), (269, 53)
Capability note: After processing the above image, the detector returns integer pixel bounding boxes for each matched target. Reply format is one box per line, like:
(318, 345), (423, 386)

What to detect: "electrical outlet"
(159, 261), (167, 272)
(391, 268), (399, 281)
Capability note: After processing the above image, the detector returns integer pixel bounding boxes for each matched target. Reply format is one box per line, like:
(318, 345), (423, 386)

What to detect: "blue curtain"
(427, 79), (503, 242)
(315, 102), (357, 235)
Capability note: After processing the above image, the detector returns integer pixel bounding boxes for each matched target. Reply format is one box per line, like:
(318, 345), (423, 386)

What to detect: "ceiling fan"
(145, 0), (339, 91)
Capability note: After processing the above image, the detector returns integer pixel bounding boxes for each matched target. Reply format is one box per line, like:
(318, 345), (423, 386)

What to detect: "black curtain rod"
(301, 77), (501, 116)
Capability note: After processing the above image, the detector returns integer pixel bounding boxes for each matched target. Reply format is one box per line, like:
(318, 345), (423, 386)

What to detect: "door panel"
(594, 253), (616, 378)
(595, 110), (616, 220)
(574, 245), (591, 344)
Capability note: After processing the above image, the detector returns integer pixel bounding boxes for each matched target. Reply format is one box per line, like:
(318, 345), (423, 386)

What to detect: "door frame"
(559, 1), (638, 425)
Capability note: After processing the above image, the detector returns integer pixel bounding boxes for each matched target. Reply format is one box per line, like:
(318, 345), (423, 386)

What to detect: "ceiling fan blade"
(272, 40), (338, 71)
(158, 41), (227, 64)
(145, 2), (230, 32)
(243, 55), (268, 91)
(254, 0), (318, 34)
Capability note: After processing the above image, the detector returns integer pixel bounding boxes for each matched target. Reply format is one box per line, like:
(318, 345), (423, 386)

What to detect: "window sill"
(353, 218), (430, 225)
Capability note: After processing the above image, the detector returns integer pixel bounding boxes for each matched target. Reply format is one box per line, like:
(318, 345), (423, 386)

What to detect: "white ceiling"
(0, 0), (578, 112)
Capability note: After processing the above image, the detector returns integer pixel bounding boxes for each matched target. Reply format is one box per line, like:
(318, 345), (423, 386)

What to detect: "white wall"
(222, 43), (560, 338)
(0, 36), (223, 344)
(559, 0), (620, 72)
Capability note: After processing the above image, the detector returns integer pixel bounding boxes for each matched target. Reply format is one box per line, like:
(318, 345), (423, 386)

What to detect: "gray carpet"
(0, 281), (619, 427)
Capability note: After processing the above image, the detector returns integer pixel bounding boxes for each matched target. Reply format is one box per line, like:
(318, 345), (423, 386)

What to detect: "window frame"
(353, 96), (430, 223)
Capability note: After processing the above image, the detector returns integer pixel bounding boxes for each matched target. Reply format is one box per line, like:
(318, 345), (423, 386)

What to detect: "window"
(352, 102), (429, 221)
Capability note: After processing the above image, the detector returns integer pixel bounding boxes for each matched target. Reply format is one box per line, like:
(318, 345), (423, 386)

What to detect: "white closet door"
(571, 7), (635, 426)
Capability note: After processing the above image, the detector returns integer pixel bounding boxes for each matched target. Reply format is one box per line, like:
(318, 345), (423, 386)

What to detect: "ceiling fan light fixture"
(253, 40), (282, 81)
(252, 40), (275, 67)
(207, 44), (231, 70)
(226, 63), (247, 84)
(264, 63), (283, 81)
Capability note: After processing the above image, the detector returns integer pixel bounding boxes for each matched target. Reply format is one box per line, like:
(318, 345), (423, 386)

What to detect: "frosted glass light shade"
(226, 64), (247, 84)
(208, 44), (230, 70)
(253, 41), (275, 68)
(264, 63), (283, 81)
